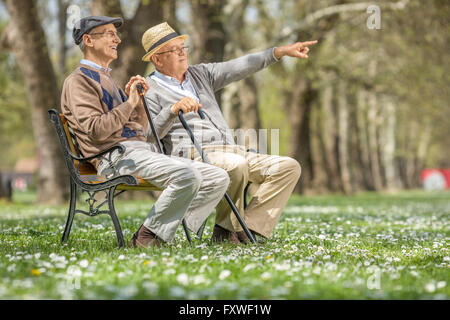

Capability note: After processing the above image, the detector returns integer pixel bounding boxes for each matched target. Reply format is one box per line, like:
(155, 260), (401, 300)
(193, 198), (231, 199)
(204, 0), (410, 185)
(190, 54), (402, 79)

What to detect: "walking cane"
(136, 84), (192, 244)
(177, 110), (257, 243)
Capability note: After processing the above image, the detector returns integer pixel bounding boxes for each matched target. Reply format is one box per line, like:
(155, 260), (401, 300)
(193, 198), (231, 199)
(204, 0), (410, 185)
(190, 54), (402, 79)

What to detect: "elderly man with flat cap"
(142, 23), (317, 244)
(61, 16), (230, 248)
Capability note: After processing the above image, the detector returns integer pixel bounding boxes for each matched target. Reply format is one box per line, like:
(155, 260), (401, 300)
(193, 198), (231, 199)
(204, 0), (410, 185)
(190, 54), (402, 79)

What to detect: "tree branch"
(276, 0), (410, 43)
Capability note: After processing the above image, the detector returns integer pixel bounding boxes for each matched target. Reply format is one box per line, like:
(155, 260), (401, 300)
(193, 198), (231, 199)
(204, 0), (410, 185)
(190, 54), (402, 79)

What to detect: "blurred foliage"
(258, 0), (449, 168)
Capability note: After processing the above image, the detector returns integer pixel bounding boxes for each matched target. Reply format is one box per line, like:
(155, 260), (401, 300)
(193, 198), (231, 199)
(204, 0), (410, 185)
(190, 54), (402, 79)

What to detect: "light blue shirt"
(151, 69), (225, 149)
(151, 70), (200, 102)
(80, 59), (112, 73)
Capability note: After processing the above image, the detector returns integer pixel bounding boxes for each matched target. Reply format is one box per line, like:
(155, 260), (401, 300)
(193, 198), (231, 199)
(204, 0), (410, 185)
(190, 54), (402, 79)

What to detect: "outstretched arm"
(200, 40), (318, 92)
(201, 48), (279, 92)
(273, 40), (318, 60)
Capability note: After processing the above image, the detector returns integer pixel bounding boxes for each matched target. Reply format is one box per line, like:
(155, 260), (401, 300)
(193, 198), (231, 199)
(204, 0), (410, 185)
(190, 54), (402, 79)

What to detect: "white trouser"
(97, 140), (229, 242)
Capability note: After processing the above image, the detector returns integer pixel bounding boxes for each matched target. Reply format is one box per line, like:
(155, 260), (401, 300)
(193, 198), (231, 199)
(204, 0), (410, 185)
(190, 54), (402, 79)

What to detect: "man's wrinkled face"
(84, 23), (121, 62)
(152, 38), (189, 76)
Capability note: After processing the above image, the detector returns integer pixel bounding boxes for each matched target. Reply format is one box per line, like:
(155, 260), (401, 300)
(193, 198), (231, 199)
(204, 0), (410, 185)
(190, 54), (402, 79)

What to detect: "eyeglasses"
(88, 30), (121, 40)
(156, 46), (189, 55)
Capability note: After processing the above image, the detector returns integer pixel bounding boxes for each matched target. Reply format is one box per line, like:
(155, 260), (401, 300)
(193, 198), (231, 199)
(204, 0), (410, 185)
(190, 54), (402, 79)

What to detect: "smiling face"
(82, 23), (121, 68)
(151, 38), (189, 80)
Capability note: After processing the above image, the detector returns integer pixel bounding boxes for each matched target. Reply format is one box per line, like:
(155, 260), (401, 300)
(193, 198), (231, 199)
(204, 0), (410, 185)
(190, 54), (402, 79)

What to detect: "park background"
(0, 0), (448, 300)
(0, 0), (449, 201)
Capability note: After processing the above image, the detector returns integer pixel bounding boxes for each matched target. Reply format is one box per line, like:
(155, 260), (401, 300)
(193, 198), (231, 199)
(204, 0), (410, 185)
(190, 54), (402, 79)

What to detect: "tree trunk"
(0, 173), (13, 201)
(399, 120), (428, 189)
(396, 118), (409, 189)
(337, 81), (352, 194)
(414, 121), (432, 187)
(189, 0), (226, 65)
(3, 0), (68, 204)
(405, 121), (418, 188)
(221, 75), (261, 133)
(310, 98), (329, 193)
(90, 0), (123, 18)
(284, 78), (314, 193)
(237, 78), (261, 130)
(367, 90), (383, 190)
(57, 0), (69, 76)
(355, 89), (374, 190)
(188, 0), (227, 107)
(317, 84), (341, 192)
(162, 0), (178, 30)
(220, 0), (261, 132)
(348, 98), (365, 192)
(380, 98), (398, 190)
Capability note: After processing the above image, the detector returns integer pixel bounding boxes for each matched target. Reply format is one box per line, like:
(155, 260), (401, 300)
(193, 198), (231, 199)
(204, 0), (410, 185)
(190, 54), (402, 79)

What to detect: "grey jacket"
(145, 48), (278, 157)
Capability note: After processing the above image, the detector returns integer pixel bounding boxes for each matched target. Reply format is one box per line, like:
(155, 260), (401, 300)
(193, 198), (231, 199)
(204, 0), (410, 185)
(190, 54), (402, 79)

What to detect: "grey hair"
(78, 41), (85, 52)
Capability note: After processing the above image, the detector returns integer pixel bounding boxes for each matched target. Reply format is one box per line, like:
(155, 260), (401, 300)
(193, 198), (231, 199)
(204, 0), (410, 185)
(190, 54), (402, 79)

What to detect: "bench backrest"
(48, 109), (97, 181)
(49, 109), (159, 190)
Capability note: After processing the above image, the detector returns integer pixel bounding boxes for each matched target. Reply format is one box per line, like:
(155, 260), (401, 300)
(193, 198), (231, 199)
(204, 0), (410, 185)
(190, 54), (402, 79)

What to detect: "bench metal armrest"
(69, 144), (126, 163)
(72, 144), (127, 181)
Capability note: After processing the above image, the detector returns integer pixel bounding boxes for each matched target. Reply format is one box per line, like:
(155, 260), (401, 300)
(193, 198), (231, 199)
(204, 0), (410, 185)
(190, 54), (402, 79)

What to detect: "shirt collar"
(80, 59), (112, 73)
(154, 69), (189, 85)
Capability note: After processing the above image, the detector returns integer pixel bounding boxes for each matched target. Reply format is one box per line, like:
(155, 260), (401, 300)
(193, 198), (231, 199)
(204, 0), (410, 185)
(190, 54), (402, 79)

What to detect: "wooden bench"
(48, 109), (168, 247)
(49, 109), (259, 246)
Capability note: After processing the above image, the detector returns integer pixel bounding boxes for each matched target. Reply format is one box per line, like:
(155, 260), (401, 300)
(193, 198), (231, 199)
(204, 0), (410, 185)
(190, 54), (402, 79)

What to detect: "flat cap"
(73, 16), (123, 45)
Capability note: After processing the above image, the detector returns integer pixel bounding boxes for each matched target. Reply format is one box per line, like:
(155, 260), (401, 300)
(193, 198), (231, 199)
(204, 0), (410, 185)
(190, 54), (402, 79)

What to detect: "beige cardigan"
(61, 63), (148, 168)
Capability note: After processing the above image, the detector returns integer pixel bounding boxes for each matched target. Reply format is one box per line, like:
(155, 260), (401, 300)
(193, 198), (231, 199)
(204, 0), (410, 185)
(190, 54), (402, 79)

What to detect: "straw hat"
(141, 22), (188, 62)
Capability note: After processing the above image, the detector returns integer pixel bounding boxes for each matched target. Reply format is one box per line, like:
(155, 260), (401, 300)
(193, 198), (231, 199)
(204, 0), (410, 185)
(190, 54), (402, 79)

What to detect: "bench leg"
(62, 180), (77, 243)
(108, 186), (125, 248)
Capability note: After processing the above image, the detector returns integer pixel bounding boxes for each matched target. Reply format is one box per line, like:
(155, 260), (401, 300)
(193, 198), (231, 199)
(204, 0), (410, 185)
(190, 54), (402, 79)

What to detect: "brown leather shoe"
(130, 224), (161, 248)
(211, 224), (241, 245)
(236, 230), (251, 244)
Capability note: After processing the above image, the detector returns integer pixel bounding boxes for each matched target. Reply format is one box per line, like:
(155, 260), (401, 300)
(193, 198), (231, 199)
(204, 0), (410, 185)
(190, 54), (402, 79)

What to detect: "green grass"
(0, 190), (448, 299)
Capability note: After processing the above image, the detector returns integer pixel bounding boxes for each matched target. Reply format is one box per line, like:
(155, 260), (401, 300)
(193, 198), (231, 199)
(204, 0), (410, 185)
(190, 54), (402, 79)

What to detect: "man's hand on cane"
(125, 75), (149, 109)
(171, 97), (203, 115)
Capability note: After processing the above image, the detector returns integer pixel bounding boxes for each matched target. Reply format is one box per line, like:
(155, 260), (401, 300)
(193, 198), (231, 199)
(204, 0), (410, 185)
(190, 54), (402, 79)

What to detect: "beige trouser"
(192, 145), (301, 238)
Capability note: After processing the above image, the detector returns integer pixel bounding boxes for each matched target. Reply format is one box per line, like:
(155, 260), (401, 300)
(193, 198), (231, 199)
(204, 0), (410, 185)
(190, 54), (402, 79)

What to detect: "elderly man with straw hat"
(61, 16), (230, 249)
(141, 22), (318, 244)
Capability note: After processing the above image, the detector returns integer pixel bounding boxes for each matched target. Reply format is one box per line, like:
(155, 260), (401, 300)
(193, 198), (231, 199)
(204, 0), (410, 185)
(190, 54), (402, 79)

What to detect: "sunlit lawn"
(0, 190), (448, 299)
